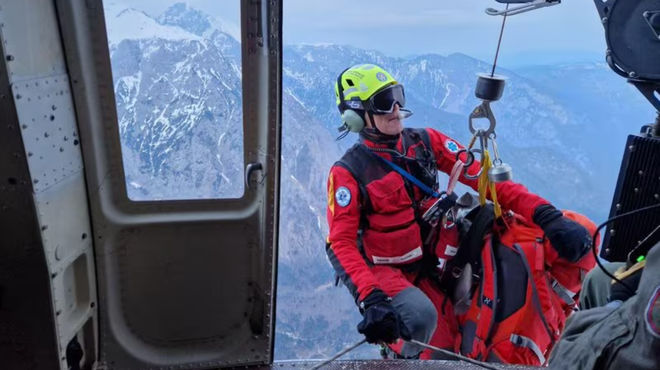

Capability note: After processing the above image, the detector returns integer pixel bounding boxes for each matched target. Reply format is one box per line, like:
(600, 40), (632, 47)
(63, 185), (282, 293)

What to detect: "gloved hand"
(357, 289), (411, 344)
(533, 204), (592, 263)
(608, 261), (645, 303)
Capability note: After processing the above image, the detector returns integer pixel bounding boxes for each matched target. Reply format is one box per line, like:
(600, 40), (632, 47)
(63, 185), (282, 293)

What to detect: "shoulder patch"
(646, 285), (660, 339)
(444, 139), (459, 154)
(335, 186), (351, 207)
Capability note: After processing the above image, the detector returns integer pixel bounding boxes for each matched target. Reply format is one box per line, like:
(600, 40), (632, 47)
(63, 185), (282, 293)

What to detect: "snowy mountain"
(103, 2), (649, 360)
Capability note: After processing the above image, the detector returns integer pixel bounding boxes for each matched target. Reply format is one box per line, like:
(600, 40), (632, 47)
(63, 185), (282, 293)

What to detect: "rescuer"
(325, 63), (594, 359)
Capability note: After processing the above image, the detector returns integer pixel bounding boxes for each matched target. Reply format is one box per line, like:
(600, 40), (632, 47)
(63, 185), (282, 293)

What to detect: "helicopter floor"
(266, 359), (535, 370)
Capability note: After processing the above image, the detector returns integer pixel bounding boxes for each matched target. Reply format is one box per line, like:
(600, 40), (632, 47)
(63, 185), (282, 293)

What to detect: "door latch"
(245, 162), (263, 190)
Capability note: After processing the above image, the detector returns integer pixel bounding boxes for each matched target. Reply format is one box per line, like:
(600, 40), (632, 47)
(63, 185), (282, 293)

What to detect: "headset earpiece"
(336, 67), (367, 135)
(341, 109), (365, 133)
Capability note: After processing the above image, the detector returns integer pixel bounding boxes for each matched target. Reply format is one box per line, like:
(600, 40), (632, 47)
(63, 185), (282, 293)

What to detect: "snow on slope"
(157, 2), (241, 41)
(103, 2), (200, 47)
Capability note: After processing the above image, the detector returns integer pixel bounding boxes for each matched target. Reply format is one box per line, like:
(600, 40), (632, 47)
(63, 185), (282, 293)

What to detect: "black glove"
(533, 204), (592, 263)
(608, 262), (644, 303)
(357, 289), (411, 344)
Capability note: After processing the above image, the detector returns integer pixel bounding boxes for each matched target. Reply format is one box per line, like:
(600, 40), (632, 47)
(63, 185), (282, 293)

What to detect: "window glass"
(102, 1), (243, 200)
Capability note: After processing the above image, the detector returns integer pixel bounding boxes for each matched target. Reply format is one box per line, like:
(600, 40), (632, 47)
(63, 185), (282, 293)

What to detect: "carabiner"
(455, 149), (475, 168)
(468, 101), (496, 138)
(462, 148), (483, 180)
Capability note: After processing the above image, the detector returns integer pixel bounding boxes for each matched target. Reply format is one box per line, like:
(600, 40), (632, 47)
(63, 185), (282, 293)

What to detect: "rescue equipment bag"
(431, 196), (597, 366)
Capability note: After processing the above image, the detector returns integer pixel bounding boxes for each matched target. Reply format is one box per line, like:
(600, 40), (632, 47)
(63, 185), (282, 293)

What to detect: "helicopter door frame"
(53, 0), (281, 369)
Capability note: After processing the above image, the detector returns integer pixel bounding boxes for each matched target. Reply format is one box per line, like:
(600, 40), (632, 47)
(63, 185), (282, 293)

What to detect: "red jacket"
(326, 128), (550, 304)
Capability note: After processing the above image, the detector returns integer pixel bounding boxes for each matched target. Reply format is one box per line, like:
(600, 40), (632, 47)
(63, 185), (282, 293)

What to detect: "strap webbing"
(510, 334), (546, 365)
(477, 150), (502, 218)
(370, 151), (441, 198)
(513, 243), (555, 347)
(448, 160), (463, 195)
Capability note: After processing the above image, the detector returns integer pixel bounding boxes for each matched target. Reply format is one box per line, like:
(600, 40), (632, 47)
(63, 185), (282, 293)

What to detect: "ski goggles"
(367, 84), (406, 114)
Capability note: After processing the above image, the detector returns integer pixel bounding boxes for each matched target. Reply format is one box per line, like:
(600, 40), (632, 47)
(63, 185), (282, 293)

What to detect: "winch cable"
(406, 339), (501, 370)
(490, 3), (509, 77)
(472, 3), (508, 215)
(307, 339), (367, 370)
(305, 338), (503, 370)
(591, 202), (660, 295)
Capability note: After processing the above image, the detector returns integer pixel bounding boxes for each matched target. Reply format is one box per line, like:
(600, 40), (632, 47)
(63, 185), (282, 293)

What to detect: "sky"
(114, 0), (609, 68)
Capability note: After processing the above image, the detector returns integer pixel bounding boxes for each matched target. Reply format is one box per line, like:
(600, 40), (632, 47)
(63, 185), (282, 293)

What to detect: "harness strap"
(468, 236), (497, 360)
(370, 151), (441, 198)
(513, 243), (556, 349)
(448, 160), (463, 195)
(551, 278), (578, 306)
(510, 334), (546, 365)
(458, 233), (501, 361)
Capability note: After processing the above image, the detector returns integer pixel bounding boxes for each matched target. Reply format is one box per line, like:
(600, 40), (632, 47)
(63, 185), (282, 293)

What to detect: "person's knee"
(392, 287), (438, 341)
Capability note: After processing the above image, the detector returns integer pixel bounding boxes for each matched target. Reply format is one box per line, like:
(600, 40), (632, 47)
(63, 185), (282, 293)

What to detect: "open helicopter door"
(1, 0), (282, 368)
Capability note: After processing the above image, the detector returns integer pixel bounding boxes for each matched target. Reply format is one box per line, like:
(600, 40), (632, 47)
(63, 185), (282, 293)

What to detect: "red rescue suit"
(325, 127), (550, 355)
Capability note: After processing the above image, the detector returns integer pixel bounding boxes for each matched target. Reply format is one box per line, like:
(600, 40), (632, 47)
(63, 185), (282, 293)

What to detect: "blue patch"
(376, 72), (388, 82)
(445, 140), (459, 154)
(336, 187), (351, 207)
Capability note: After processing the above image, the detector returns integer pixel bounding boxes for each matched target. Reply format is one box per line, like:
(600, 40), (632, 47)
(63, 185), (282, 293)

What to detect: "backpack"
(433, 194), (597, 366)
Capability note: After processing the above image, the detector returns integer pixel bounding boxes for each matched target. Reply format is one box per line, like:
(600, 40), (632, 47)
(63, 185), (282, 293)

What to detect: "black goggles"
(368, 84), (406, 114)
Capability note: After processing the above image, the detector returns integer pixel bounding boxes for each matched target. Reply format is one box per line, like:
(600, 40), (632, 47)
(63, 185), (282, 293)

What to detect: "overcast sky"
(120, 0), (608, 67)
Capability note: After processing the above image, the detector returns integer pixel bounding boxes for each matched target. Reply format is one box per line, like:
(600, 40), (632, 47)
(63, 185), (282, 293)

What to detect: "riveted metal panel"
(0, 0), (67, 82)
(34, 169), (97, 356)
(0, 9), (60, 370)
(51, 245), (96, 352)
(12, 75), (82, 194)
(34, 171), (92, 269)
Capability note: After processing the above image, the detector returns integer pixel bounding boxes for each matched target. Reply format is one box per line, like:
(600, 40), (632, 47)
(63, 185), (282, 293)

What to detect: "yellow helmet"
(335, 64), (401, 112)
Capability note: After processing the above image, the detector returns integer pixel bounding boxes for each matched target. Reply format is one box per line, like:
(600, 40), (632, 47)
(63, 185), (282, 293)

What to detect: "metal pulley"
(487, 135), (512, 183)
